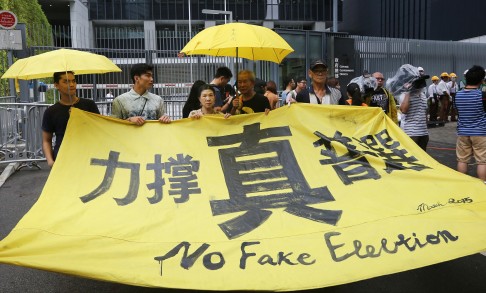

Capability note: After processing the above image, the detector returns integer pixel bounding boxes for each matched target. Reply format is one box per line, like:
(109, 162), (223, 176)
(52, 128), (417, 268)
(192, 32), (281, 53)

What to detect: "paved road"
(1, 122), (485, 293)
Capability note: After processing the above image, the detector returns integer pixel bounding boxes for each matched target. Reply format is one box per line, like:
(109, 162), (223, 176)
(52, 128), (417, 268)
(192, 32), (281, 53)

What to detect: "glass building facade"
(89, 0), (341, 28)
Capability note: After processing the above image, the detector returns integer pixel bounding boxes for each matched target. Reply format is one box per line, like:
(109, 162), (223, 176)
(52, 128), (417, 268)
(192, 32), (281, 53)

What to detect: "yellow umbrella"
(1, 48), (121, 80)
(180, 23), (294, 64)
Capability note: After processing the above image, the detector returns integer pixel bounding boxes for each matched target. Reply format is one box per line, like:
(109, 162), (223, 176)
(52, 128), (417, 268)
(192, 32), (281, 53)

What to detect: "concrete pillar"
(70, 0), (90, 48)
(205, 21), (216, 28)
(89, 21), (95, 48)
(144, 21), (156, 50)
(313, 22), (326, 32)
(263, 21), (274, 29)
(265, 0), (279, 20)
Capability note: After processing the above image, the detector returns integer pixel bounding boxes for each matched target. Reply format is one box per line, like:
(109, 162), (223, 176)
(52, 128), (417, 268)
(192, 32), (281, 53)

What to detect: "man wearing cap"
(418, 67), (425, 76)
(296, 59), (341, 105)
(427, 76), (440, 122)
(437, 72), (451, 122)
(365, 72), (398, 124)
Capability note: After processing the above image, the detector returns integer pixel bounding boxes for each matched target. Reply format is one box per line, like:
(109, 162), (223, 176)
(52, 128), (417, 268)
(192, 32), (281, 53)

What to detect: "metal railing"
(0, 103), (49, 164)
(0, 98), (186, 165)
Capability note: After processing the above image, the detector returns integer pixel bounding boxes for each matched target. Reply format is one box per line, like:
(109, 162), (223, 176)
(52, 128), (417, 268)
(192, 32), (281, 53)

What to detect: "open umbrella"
(1, 48), (121, 80)
(180, 22), (294, 73)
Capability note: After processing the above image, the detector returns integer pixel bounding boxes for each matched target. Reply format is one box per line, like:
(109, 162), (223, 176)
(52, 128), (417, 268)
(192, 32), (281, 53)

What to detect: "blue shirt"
(455, 89), (486, 136)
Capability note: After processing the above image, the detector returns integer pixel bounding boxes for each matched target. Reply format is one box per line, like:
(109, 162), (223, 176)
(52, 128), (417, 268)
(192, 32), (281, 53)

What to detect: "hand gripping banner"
(1, 105), (485, 291)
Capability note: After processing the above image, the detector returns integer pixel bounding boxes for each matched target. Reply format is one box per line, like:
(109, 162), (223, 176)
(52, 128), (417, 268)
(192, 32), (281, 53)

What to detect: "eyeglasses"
(375, 77), (385, 81)
(312, 69), (327, 75)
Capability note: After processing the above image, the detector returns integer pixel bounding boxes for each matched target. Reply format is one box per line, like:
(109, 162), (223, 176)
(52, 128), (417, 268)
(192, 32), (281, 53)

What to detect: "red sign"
(0, 10), (18, 29)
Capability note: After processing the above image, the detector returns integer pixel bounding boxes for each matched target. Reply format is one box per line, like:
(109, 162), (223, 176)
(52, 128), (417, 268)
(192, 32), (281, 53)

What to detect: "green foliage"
(0, 0), (52, 46)
(0, 0), (53, 96)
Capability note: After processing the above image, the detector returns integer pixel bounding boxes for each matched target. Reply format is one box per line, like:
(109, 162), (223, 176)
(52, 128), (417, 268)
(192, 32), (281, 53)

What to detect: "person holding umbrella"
(41, 71), (100, 167)
(229, 70), (271, 115)
(112, 63), (171, 125)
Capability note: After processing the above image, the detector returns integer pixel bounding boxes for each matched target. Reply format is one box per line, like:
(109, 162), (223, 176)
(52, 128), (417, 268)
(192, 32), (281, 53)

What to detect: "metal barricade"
(0, 96), (17, 103)
(0, 99), (186, 165)
(164, 98), (186, 121)
(0, 104), (24, 162)
(96, 101), (113, 116)
(0, 103), (48, 165)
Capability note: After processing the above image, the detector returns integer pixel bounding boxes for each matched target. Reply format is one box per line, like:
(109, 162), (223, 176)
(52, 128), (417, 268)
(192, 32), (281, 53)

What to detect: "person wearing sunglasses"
(364, 72), (398, 124)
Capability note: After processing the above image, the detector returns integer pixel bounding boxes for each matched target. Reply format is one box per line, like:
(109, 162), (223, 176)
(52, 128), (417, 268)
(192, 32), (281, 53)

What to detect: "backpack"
(210, 84), (224, 107)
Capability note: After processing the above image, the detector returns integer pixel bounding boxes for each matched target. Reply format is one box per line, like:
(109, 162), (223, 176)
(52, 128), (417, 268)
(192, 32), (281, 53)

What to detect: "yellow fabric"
(1, 49), (121, 80)
(1, 105), (485, 291)
(180, 23), (294, 64)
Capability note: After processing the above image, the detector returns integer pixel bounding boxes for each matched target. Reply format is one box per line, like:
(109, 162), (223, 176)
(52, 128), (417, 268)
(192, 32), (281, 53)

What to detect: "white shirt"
(427, 84), (437, 98)
(447, 80), (458, 94)
(436, 80), (450, 96)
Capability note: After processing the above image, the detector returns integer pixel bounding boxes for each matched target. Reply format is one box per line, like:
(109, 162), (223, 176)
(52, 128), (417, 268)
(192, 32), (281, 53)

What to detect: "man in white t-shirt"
(436, 72), (451, 122)
(286, 76), (307, 104)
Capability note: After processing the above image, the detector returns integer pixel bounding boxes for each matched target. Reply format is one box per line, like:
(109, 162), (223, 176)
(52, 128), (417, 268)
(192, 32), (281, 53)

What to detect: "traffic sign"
(0, 10), (18, 29)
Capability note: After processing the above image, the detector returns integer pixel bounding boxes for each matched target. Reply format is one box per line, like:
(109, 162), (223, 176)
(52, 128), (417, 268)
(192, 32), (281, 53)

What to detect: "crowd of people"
(41, 61), (486, 183)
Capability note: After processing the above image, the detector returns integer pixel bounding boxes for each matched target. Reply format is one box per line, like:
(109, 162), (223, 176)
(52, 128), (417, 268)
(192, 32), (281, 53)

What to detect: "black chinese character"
(164, 153), (201, 203)
(208, 123), (342, 239)
(80, 151), (140, 206)
(357, 129), (430, 173)
(314, 131), (381, 185)
(146, 154), (166, 204)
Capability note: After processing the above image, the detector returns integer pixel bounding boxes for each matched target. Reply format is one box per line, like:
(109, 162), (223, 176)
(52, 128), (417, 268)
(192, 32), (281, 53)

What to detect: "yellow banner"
(1, 105), (485, 291)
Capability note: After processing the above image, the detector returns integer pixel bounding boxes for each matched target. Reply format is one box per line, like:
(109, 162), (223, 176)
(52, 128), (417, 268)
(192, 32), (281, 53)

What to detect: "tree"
(0, 0), (53, 96)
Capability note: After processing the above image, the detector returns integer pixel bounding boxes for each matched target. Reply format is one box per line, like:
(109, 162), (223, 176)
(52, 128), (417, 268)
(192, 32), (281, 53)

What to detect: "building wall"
(340, 0), (486, 41)
(88, 0), (341, 27)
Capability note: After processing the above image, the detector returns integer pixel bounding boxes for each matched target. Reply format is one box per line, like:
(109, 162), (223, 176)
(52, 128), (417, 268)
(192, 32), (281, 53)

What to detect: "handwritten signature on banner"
(80, 122), (432, 239)
(417, 197), (473, 212)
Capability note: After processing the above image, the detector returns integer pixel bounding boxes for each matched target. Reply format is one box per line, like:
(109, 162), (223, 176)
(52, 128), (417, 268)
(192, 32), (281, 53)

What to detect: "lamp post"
(201, 8), (235, 81)
(201, 9), (233, 24)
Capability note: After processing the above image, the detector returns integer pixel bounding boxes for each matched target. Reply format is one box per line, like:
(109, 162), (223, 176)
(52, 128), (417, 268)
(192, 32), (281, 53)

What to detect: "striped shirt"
(399, 90), (428, 136)
(455, 89), (486, 136)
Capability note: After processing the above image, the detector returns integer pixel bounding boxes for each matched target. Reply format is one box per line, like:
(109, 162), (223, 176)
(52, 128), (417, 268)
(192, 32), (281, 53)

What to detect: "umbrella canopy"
(180, 23), (294, 64)
(1, 48), (121, 80)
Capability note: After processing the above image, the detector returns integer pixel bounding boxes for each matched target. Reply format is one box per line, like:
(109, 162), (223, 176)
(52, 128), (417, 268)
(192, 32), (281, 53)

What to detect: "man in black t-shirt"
(229, 70), (270, 115)
(209, 66), (233, 112)
(364, 72), (398, 124)
(42, 71), (100, 167)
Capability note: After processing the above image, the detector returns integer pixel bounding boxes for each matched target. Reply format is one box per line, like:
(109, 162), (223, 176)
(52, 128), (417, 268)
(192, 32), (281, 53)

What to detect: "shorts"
(456, 136), (486, 164)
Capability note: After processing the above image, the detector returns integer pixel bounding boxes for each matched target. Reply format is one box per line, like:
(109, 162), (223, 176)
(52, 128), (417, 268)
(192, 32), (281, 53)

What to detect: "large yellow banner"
(1, 105), (485, 291)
